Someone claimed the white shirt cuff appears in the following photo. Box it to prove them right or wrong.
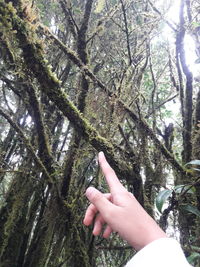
[125,238,191,267]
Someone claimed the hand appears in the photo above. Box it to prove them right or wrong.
[83,152,166,251]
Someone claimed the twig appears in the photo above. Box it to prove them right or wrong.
[148,0,177,32]
[120,0,132,65]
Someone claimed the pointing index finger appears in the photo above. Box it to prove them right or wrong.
[98,152,126,194]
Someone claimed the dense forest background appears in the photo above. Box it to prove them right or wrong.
[0,0,200,266]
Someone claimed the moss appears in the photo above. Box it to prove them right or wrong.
[0,2,19,35]
[0,177,31,260]
[7,1,17,14]
[1,0,136,199]
[46,64,61,84]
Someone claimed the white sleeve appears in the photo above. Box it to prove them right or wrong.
[125,238,192,267]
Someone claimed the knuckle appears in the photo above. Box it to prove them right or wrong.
[90,191,102,203]
[103,206,115,220]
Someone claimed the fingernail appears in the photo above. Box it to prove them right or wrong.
[98,151,104,158]
[85,187,95,198]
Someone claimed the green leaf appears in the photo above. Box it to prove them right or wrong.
[74,8,81,14]
[185,160,200,166]
[94,0,105,13]
[187,252,200,265]
[191,168,200,172]
[156,189,172,213]
[175,185,195,194]
[192,21,200,28]
[181,204,200,217]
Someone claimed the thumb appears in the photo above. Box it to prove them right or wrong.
[85,187,114,218]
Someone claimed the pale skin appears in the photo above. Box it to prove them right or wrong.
[83,152,166,251]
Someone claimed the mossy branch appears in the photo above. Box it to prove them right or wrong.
[0,1,138,190]
[59,0,78,38]
[26,83,54,169]
[0,0,185,191]
[0,107,54,185]
[42,26,185,176]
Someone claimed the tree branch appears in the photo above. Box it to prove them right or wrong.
[147,0,177,32]
[0,0,186,186]
[176,0,193,163]
[1,1,146,201]
[0,108,54,185]
[41,25,185,175]
[120,0,132,65]
[26,83,54,167]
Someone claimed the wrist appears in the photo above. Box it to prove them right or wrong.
[128,216,167,251]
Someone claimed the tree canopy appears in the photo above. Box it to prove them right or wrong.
[0,0,200,266]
